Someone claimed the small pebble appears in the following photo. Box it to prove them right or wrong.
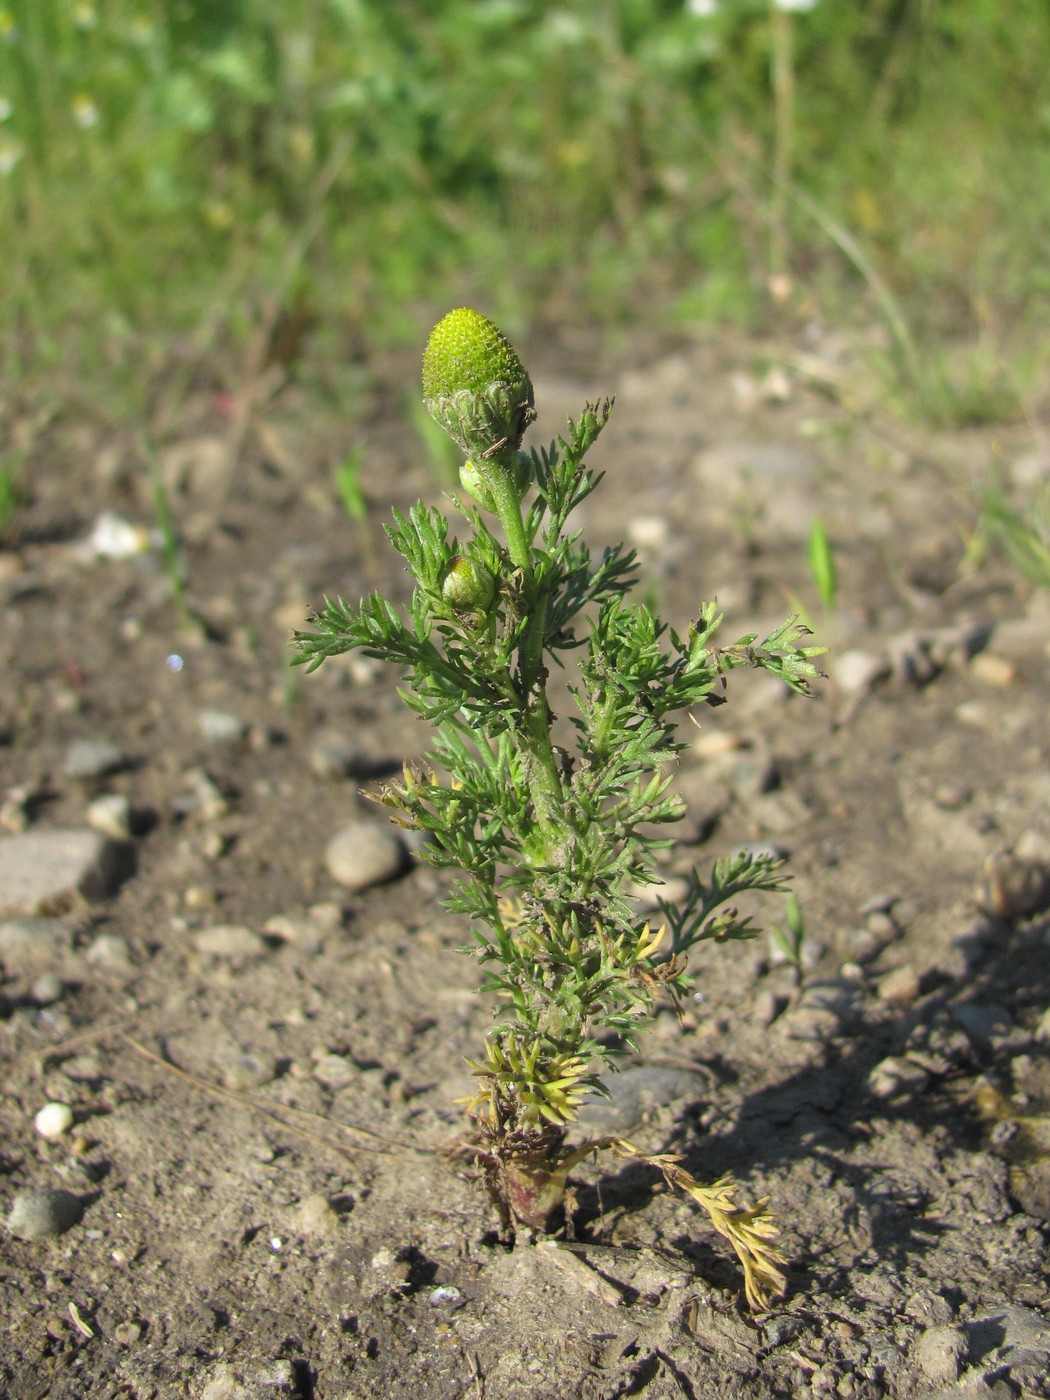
[969,653,1016,687]
[6,1187,84,1240]
[113,1321,142,1347]
[934,784,971,811]
[0,785,32,833]
[1016,830,1050,863]
[200,830,227,861]
[198,710,246,745]
[264,914,323,953]
[78,511,150,560]
[325,821,407,892]
[0,829,128,917]
[867,1056,930,1100]
[865,910,897,940]
[85,932,133,969]
[291,1193,341,1238]
[912,1323,968,1385]
[193,925,267,962]
[312,1052,358,1089]
[754,989,784,1027]
[975,850,1050,921]
[63,739,127,781]
[60,1053,102,1082]
[905,1288,955,1324]
[30,974,65,1005]
[428,1285,463,1308]
[307,901,344,931]
[87,793,133,841]
[34,1103,74,1139]
[221,1051,278,1091]
[200,1361,297,1400]
[370,1246,412,1293]
[842,927,885,965]
[173,769,228,821]
[877,964,921,1006]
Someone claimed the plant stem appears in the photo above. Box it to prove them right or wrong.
[770,1,795,286]
[479,454,570,861]
[483,455,532,575]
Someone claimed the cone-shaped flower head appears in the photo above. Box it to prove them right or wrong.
[422,308,535,461]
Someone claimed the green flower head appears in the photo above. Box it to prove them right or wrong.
[422,308,535,461]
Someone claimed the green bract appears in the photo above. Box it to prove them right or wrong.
[442,554,495,613]
[422,307,536,461]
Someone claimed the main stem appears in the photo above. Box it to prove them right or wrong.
[482,457,570,863]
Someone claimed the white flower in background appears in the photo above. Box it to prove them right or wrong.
[774,0,818,11]
[0,96,11,121]
[72,93,100,128]
[0,139,23,175]
[685,0,718,15]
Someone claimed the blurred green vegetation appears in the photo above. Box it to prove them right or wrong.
[1,0,1047,407]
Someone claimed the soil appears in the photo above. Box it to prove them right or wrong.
[1,321,1049,1400]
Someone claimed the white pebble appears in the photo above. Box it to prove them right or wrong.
[198,710,247,745]
[77,511,151,561]
[87,793,133,840]
[325,821,407,892]
[34,1102,75,1139]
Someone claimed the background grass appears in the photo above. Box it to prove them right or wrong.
[0,0,1047,414]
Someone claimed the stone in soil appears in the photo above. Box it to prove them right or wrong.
[324,820,408,891]
[87,792,133,840]
[63,738,127,780]
[0,829,132,917]
[6,1187,84,1240]
[198,709,247,745]
[912,1323,968,1385]
[193,924,268,963]
[34,1103,75,1139]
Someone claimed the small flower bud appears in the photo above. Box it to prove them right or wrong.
[422,308,535,460]
[459,459,497,512]
[459,451,532,512]
[441,555,495,613]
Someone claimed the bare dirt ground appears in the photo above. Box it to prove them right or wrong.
[1,321,1049,1399]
